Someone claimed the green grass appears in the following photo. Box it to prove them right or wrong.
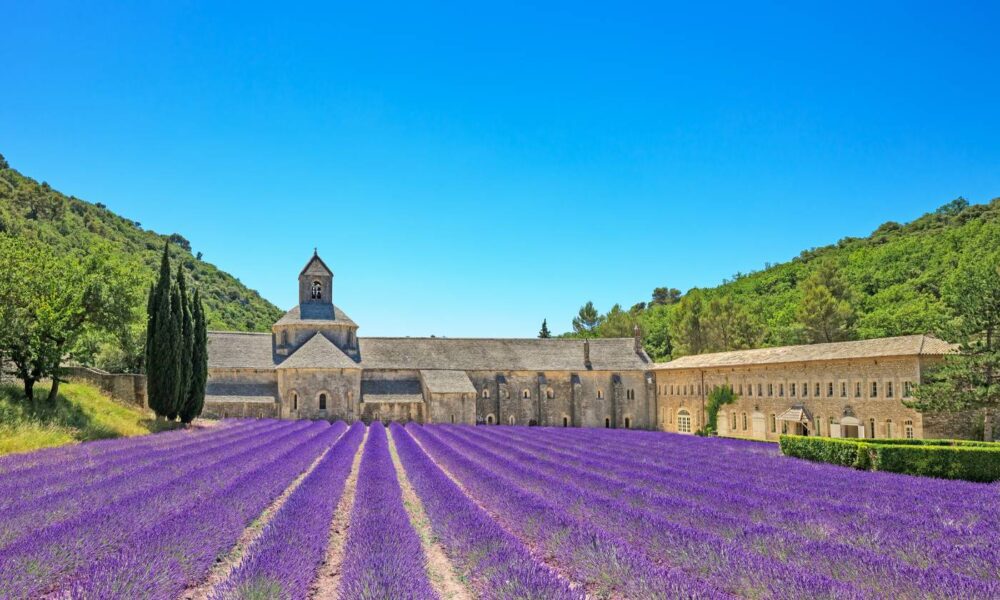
[0,381,180,456]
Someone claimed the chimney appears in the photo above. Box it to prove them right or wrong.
[583,339,592,369]
[634,324,642,354]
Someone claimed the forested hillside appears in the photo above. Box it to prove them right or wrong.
[567,198,1000,361]
[0,153,282,369]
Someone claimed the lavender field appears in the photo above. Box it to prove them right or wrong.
[0,420,997,599]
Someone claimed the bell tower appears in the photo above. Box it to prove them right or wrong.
[298,249,334,320]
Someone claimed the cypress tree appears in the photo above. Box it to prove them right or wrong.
[176,264,194,419]
[165,283,184,420]
[146,244,176,418]
[181,290,208,424]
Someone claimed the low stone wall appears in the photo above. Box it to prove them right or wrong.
[63,366,148,408]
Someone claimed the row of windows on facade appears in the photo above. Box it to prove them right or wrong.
[721,410,915,439]
[482,414,634,429]
[662,380,914,400]
[481,387,635,400]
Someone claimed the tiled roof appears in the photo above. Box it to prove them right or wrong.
[655,334,955,370]
[777,407,810,424]
[356,337,649,371]
[420,370,477,394]
[278,333,358,370]
[209,332,650,371]
[207,332,275,369]
[361,379,424,404]
[204,381,278,404]
[274,305,358,327]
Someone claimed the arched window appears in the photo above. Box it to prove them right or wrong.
[677,409,692,433]
[730,411,737,431]
[885,419,893,438]
[562,416,569,427]
[522,389,530,399]
[318,393,327,410]
[604,417,611,428]
[546,388,555,399]
[597,389,604,399]
[373,411,380,422]
[624,417,631,429]
[814,416,822,436]
[770,414,776,433]
[508,415,515,425]
[904,419,914,439]
[482,388,490,399]
[310,280,322,300]
[741,412,748,431]
[486,414,494,425]
[501,389,510,399]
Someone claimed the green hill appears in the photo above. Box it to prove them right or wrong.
[0,153,282,334]
[569,198,1000,361]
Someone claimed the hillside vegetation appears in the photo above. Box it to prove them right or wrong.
[0,381,179,456]
[0,153,282,334]
[568,198,1000,360]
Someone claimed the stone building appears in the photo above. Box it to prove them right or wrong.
[204,252,657,427]
[653,335,961,440]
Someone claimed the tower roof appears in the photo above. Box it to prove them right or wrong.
[299,250,333,277]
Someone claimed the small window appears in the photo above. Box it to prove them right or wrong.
[546,388,555,399]
[373,411,380,422]
[814,383,820,397]
[605,418,611,428]
[508,415,515,425]
[870,382,878,398]
[319,393,327,410]
[841,382,847,397]
[814,416,822,436]
[741,412,748,431]
[292,392,298,411]
[450,414,455,424]
[904,419,914,439]
[770,414,776,433]
[781,421,788,434]
[597,389,604,400]
[522,389,530,399]
[767,384,774,397]
[624,417,631,429]
[885,419,894,437]
[487,414,494,425]
[627,389,635,400]
[482,388,490,399]
[563,416,569,427]
[869,418,876,439]
[855,382,862,398]
[310,280,322,300]
[887,381,894,398]
[903,381,913,398]
[731,411,737,430]
[738,384,743,395]
[790,383,796,397]
[502,389,510,399]
[757,384,763,396]
[747,384,753,397]
[779,383,785,397]
[827,382,834,397]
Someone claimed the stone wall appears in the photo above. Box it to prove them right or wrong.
[202,401,281,419]
[63,366,147,408]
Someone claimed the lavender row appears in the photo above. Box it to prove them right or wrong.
[0,419,282,513]
[67,421,349,600]
[481,425,1000,582]
[339,421,437,599]
[441,425,999,598]
[0,420,337,598]
[211,421,365,600]
[0,419,305,550]
[390,423,580,600]
[407,424,727,599]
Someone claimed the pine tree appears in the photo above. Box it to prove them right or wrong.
[539,319,551,338]
[797,262,855,343]
[176,264,194,420]
[572,301,602,336]
[181,290,208,424]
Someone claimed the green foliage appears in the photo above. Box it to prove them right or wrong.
[0,157,282,349]
[703,385,737,435]
[779,435,1000,482]
[538,319,551,338]
[0,234,140,400]
[181,290,208,424]
[563,198,1000,361]
[571,301,602,336]
[906,251,1000,440]
[797,261,856,343]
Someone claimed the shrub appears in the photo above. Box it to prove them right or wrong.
[780,435,1000,482]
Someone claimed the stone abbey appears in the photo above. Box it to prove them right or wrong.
[205,253,962,438]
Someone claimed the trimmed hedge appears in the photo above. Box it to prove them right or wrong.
[779,435,1000,482]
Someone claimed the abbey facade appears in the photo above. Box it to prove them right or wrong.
[205,253,657,427]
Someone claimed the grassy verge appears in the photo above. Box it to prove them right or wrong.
[0,381,180,456]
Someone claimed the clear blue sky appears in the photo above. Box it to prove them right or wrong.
[2,2,998,337]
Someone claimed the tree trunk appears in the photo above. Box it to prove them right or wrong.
[23,378,35,401]
[985,409,994,443]
[47,378,60,402]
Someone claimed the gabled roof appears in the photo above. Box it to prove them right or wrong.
[277,333,358,370]
[420,370,477,394]
[299,252,333,277]
[655,334,956,371]
[274,305,358,327]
